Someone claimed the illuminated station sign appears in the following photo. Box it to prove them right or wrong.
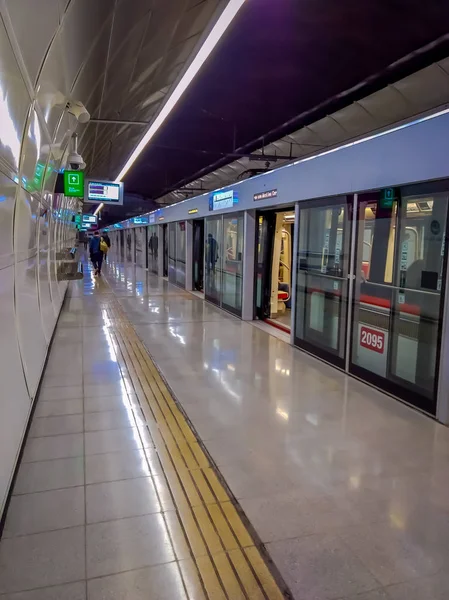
[209,189,238,211]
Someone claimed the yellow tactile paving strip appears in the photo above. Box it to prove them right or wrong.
[102,293,287,600]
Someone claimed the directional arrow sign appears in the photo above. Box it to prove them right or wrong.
[64,170,84,198]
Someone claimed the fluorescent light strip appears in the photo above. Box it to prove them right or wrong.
[94,202,104,216]
[114,0,246,183]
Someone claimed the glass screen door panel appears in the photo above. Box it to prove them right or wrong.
[148,225,159,274]
[222,213,244,316]
[205,216,222,306]
[350,187,449,415]
[294,198,350,367]
[168,223,176,284]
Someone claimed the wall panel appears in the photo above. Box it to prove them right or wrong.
[0,4,81,517]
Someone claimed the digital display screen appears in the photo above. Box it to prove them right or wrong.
[88,181,121,202]
[82,214,98,224]
[85,180,124,205]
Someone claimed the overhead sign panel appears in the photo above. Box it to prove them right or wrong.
[85,180,124,205]
[209,190,238,211]
[64,170,84,197]
[254,189,277,201]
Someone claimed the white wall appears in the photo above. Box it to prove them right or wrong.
[0,3,84,517]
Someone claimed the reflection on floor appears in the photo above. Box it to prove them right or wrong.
[0,257,285,599]
[4,252,449,600]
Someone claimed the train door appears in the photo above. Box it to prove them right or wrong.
[350,185,449,415]
[255,208,295,332]
[294,197,351,367]
[255,212,274,320]
[193,219,204,292]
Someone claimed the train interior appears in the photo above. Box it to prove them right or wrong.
[256,209,295,333]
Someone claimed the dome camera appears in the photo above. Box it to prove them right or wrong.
[67,151,86,171]
[67,100,90,124]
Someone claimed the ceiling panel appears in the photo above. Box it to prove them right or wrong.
[5,0,60,85]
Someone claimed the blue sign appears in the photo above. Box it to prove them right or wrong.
[132,216,149,225]
[209,189,238,211]
[112,223,123,229]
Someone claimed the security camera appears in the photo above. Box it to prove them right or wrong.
[67,151,86,170]
[66,101,90,124]
[66,133,86,170]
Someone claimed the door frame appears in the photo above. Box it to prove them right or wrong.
[253,206,296,322]
[192,218,205,292]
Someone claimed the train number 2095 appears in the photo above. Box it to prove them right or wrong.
[360,326,385,354]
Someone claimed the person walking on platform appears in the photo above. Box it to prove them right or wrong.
[89,231,106,276]
[102,232,111,262]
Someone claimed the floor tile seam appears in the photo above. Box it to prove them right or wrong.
[37,397,84,404]
[25,431,85,442]
[3,518,88,540]
[84,504,179,528]
[85,559,195,585]
[86,557,186,583]
[102,286,284,598]
[0,523,84,544]
[12,483,84,497]
[22,454,85,465]
[0,579,88,597]
[29,430,85,439]
[8,484,85,500]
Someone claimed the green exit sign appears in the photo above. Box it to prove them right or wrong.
[64,170,84,198]
[379,187,396,209]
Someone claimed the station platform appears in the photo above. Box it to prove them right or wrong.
[2,256,449,599]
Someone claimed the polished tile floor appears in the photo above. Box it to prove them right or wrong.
[2,253,449,599]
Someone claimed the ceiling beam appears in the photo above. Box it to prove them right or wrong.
[90,118,149,126]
